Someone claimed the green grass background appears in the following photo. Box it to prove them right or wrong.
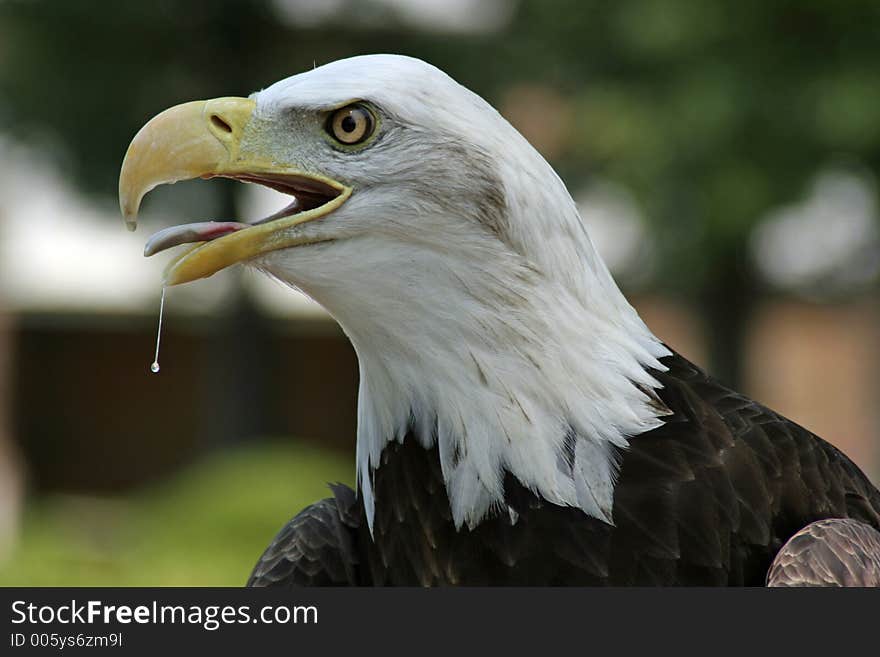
[0,443,352,586]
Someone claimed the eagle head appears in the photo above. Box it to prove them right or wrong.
[119,54,670,531]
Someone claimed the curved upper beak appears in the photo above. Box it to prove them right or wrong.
[118,97,350,286]
[119,97,256,231]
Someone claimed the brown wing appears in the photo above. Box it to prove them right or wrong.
[247,484,365,587]
[767,518,880,586]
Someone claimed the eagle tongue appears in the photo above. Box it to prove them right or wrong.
[143,221,248,257]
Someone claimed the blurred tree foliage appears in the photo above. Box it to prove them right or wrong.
[1,0,878,384]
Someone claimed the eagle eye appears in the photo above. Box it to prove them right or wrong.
[327,104,375,145]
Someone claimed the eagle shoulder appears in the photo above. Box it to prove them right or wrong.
[621,350,880,584]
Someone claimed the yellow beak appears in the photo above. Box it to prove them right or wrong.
[118,97,350,286]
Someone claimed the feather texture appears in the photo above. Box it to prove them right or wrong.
[767,518,880,587]
[248,351,880,586]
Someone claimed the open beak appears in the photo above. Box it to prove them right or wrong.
[119,97,350,286]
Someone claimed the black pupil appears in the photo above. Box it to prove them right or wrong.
[341,114,358,133]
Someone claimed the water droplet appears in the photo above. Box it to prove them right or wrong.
[150,287,166,375]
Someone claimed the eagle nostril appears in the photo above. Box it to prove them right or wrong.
[210,114,233,134]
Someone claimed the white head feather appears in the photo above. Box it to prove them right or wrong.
[246,54,671,531]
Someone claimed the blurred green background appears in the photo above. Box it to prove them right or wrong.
[0,0,878,585]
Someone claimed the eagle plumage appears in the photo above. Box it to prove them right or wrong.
[249,351,880,586]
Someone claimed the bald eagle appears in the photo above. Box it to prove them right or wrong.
[119,55,880,586]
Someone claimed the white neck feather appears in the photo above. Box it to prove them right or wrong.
[260,113,670,532]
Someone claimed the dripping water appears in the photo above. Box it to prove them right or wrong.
[150,286,165,374]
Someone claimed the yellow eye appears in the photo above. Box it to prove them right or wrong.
[327,104,375,145]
